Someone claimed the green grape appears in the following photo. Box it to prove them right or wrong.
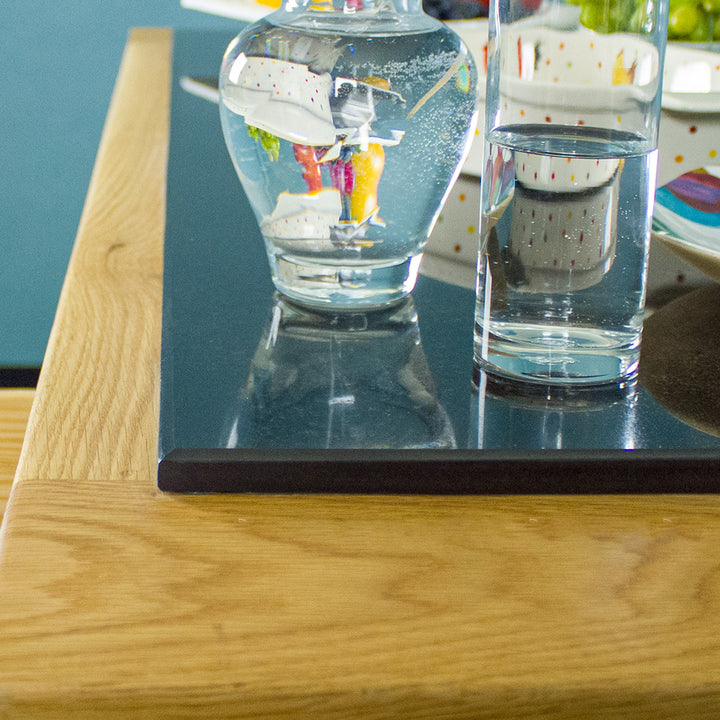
[578,0,631,32]
[579,2,605,30]
[668,3,702,36]
[577,0,715,39]
[610,0,636,27]
[688,9,712,38]
[247,125,280,161]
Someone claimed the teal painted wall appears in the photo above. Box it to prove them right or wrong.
[0,2,237,368]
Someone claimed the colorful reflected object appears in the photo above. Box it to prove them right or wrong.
[653,167,720,261]
[660,167,720,217]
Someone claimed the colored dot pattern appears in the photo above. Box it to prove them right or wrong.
[226,56,336,145]
[494,31,720,179]
[239,58,331,117]
[510,187,615,290]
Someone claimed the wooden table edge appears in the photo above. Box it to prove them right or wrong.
[12,28,171,487]
[2,26,720,720]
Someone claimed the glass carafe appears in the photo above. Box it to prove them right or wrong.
[219,0,478,309]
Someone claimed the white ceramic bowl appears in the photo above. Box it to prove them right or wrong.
[450,19,720,187]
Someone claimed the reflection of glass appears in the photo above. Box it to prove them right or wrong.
[470,368,639,450]
[225,295,456,449]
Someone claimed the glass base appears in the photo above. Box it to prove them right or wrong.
[268,253,423,311]
[473,322,641,394]
[472,361,638,404]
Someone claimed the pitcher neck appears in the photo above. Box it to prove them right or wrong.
[276,0,425,21]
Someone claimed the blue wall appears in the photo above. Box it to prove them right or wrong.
[0,2,237,368]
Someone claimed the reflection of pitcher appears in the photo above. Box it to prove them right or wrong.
[225,295,456,449]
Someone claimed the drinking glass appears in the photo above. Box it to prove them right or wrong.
[474,0,669,391]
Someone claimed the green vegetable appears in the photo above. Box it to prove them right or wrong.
[247,125,280,161]
[668,3,701,36]
[574,0,718,41]
[577,0,649,33]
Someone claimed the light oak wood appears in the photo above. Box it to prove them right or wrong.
[0,389,34,519]
[14,27,167,487]
[1,27,720,719]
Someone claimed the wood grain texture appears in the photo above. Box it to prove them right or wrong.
[0,389,34,518]
[13,27,168,487]
[1,27,720,720]
[2,488,720,718]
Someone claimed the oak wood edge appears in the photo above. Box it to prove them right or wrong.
[0,389,35,519]
[12,28,172,487]
[3,682,720,720]
[2,26,720,720]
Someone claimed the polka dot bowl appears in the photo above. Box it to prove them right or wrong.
[424,21,720,288]
[451,19,720,187]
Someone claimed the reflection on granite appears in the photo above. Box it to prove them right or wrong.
[471,369,640,450]
[223,296,456,450]
[158,30,720,492]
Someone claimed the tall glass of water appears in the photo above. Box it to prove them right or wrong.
[474,0,669,392]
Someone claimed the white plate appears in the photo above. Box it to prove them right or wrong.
[662,44,720,113]
[181,0,277,21]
